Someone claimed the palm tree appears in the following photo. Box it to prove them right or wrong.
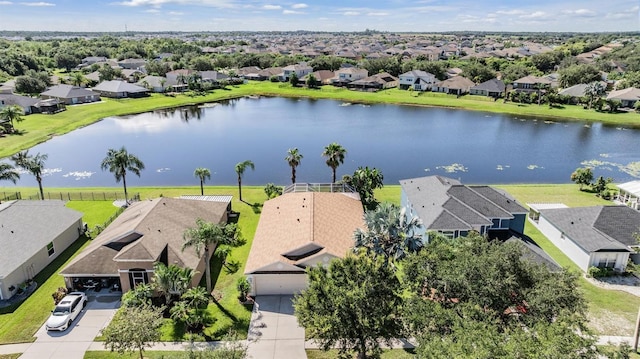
[353,202,425,269]
[321,142,347,183]
[234,160,254,202]
[182,220,243,292]
[285,148,303,184]
[152,262,195,305]
[584,81,605,109]
[100,146,145,203]
[193,167,211,196]
[11,151,47,200]
[70,72,86,87]
[0,163,20,184]
[0,105,24,133]
[182,286,210,309]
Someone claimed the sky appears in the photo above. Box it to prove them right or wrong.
[0,0,638,33]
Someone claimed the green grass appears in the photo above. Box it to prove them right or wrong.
[65,201,121,228]
[2,81,640,159]
[306,349,416,358]
[498,184,640,336]
[0,354,21,359]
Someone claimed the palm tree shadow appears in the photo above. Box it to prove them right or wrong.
[243,201,263,214]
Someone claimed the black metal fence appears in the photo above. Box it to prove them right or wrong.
[0,191,140,203]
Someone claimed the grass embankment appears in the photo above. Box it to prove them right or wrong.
[2,81,640,159]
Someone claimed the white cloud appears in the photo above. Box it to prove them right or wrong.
[520,11,545,19]
[20,1,54,6]
[263,4,281,10]
[291,3,307,9]
[282,9,303,14]
[168,10,183,15]
[0,1,13,4]
[367,12,388,16]
[342,11,359,16]
[144,8,160,12]
[113,0,234,8]
[563,8,596,17]
[495,9,525,15]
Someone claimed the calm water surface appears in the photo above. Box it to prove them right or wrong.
[4,97,640,187]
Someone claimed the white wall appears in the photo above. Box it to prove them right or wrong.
[534,216,592,271]
[248,274,308,296]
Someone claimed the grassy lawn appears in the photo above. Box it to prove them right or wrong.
[306,349,416,358]
[2,81,640,159]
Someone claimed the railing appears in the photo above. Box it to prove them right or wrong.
[283,183,357,194]
[0,192,21,203]
[1,191,140,202]
[90,206,126,238]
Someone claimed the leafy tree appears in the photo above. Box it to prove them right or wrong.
[69,72,86,87]
[182,220,244,292]
[234,160,254,202]
[570,168,594,191]
[293,255,404,359]
[169,300,210,332]
[101,146,145,203]
[500,63,535,83]
[0,105,24,133]
[558,64,601,88]
[353,202,424,267]
[306,73,320,88]
[606,99,621,113]
[121,283,152,308]
[309,55,345,71]
[341,166,384,210]
[593,176,613,196]
[0,163,20,184]
[461,62,496,83]
[15,75,46,95]
[583,81,605,109]
[11,151,47,200]
[264,183,282,199]
[98,64,121,81]
[193,167,211,196]
[285,147,303,184]
[289,72,299,87]
[321,142,347,183]
[54,53,79,72]
[236,277,250,302]
[102,304,164,359]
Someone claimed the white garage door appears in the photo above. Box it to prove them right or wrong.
[254,274,308,295]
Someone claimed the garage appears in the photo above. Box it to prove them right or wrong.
[250,273,308,296]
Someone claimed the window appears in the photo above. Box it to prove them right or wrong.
[439,231,455,239]
[597,254,617,269]
[46,242,55,256]
[129,269,148,288]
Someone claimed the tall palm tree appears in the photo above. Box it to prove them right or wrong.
[182,219,243,292]
[0,163,20,184]
[0,105,24,133]
[70,72,86,87]
[285,148,303,184]
[353,202,424,269]
[11,151,47,200]
[234,160,254,202]
[100,146,145,203]
[321,142,347,183]
[193,167,211,196]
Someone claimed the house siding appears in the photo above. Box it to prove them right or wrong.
[510,214,526,234]
[534,216,592,271]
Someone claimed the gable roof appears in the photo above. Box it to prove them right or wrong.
[40,84,99,99]
[470,78,505,93]
[435,76,476,90]
[505,236,561,271]
[513,75,552,85]
[400,70,435,80]
[0,93,39,109]
[244,192,365,274]
[400,176,526,232]
[61,197,229,276]
[539,206,634,253]
[0,200,82,277]
[93,80,148,94]
[607,87,640,101]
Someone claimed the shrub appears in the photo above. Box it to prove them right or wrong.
[588,266,615,278]
[237,277,250,302]
[52,287,68,304]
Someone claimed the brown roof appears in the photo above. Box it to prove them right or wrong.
[61,197,228,276]
[244,192,365,274]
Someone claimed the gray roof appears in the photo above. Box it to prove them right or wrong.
[593,206,640,247]
[505,236,561,271]
[539,206,633,253]
[400,176,523,232]
[0,200,83,277]
[136,75,167,88]
[558,83,589,98]
[92,80,148,94]
[41,84,99,99]
[61,197,228,276]
[470,78,505,93]
[0,94,39,109]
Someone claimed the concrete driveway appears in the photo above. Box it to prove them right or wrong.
[246,295,306,359]
[19,295,120,359]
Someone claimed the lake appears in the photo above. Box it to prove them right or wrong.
[3,97,640,187]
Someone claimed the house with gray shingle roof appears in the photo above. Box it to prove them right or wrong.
[470,78,505,98]
[0,200,83,300]
[40,84,100,105]
[60,197,229,293]
[531,205,638,272]
[92,80,149,98]
[399,70,437,91]
[400,176,527,239]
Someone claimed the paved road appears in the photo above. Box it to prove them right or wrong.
[18,295,120,359]
[247,295,307,359]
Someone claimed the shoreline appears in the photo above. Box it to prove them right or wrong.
[1,81,639,159]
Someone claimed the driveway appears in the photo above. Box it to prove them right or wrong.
[19,294,120,359]
[246,295,306,359]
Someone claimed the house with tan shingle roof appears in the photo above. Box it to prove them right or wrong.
[244,188,364,296]
[60,197,229,293]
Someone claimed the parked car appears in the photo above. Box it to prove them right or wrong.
[45,292,87,331]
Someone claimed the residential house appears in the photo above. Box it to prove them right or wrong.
[616,180,640,210]
[400,175,527,239]
[244,67,282,81]
[347,72,398,92]
[399,70,437,91]
[280,63,313,82]
[445,67,463,78]
[92,80,149,98]
[528,204,638,272]
[81,56,108,66]
[244,185,364,296]
[558,84,590,104]
[117,58,147,70]
[235,66,262,77]
[331,67,368,87]
[0,93,40,114]
[301,70,335,85]
[470,78,505,98]
[40,84,101,105]
[121,69,145,83]
[606,87,640,108]
[512,75,553,93]
[0,200,83,300]
[433,76,476,95]
[199,71,229,83]
[136,75,169,93]
[60,197,230,293]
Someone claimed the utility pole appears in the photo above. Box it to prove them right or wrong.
[634,306,640,352]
